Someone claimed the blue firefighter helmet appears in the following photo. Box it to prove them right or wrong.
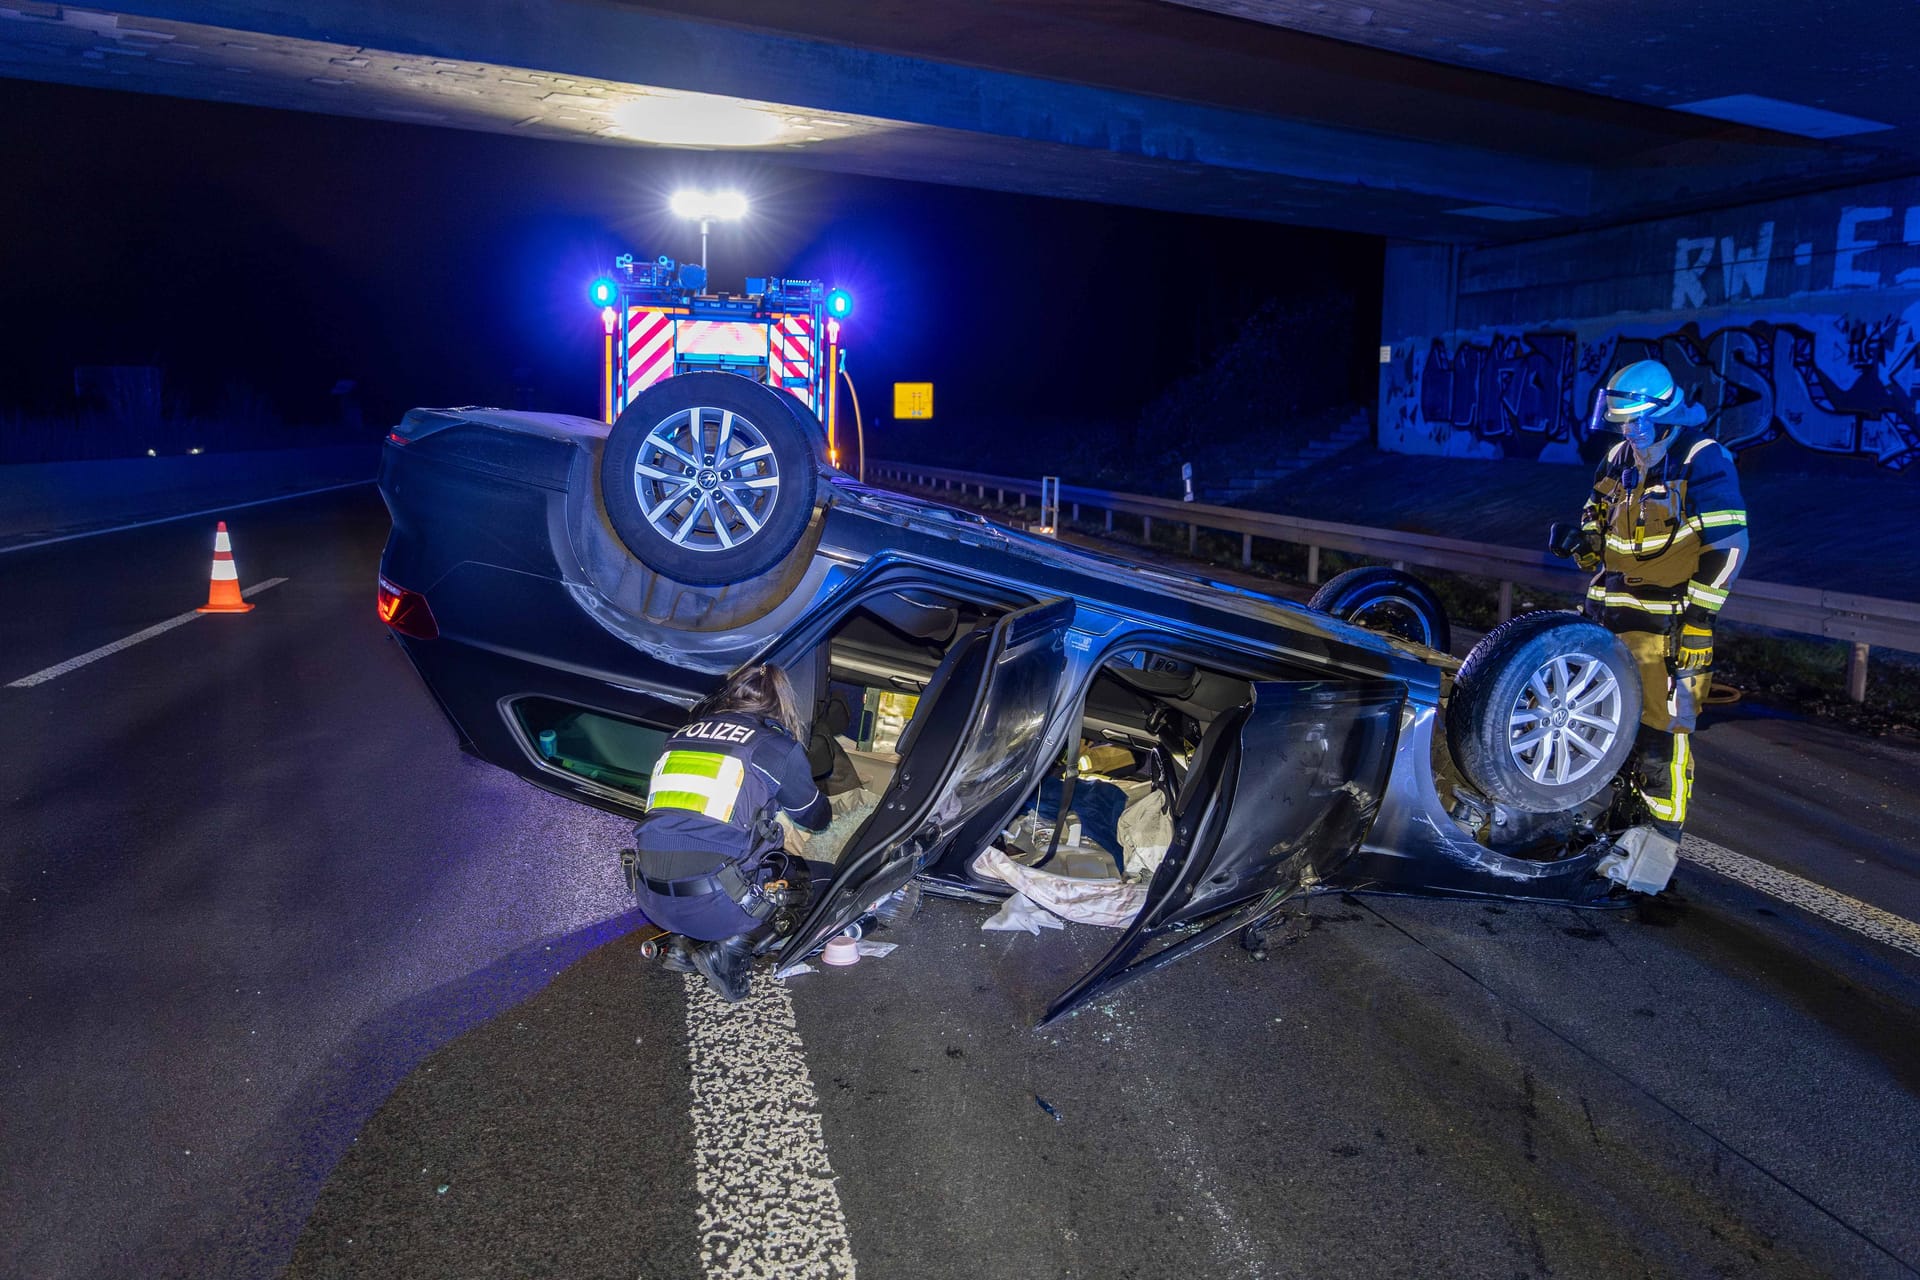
[1601,360,1685,426]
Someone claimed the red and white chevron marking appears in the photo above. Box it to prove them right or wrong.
[770,312,816,411]
[625,308,676,402]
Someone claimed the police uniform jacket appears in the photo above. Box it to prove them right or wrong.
[1580,425,1749,635]
[637,712,831,884]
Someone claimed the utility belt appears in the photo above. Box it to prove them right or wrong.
[641,859,777,921]
[622,811,790,922]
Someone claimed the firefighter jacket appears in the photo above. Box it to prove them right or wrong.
[1579,426,1749,635]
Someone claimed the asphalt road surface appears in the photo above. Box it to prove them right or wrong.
[4,484,1918,1279]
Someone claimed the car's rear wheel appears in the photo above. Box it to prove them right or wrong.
[1310,566,1452,652]
[599,373,821,586]
[1446,610,1641,814]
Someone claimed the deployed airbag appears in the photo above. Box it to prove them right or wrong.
[973,846,1148,929]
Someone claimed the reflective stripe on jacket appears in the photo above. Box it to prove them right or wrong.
[1579,427,1749,633]
[646,749,748,821]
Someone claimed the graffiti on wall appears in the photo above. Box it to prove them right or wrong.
[1672,207,1920,309]
[1389,311,1920,469]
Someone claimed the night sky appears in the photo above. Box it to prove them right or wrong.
[0,76,1380,444]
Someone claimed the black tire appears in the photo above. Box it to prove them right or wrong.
[600,373,822,586]
[1446,610,1642,814]
[1310,566,1452,653]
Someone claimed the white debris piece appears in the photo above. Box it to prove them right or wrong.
[982,892,1066,934]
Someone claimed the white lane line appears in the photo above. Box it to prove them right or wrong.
[5,577,289,689]
[0,479,370,556]
[1682,834,1920,959]
[683,974,857,1280]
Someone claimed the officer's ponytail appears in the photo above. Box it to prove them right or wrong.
[692,663,806,742]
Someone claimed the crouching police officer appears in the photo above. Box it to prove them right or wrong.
[1552,359,1748,890]
[628,663,830,1001]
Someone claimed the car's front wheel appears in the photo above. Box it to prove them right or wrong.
[1446,610,1641,814]
[1310,566,1452,653]
[599,372,822,586]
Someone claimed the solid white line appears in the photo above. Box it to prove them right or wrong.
[683,974,857,1280]
[5,577,289,689]
[1681,834,1920,959]
[0,480,370,555]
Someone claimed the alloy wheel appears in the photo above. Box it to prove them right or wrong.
[1506,651,1623,788]
[632,406,781,553]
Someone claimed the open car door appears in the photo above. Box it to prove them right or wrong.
[1040,678,1406,1026]
[774,597,1074,975]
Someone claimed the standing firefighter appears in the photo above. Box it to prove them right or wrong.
[627,664,829,1001]
[1553,359,1748,889]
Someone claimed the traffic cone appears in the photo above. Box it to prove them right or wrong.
[196,521,255,614]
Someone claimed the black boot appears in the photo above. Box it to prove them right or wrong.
[692,935,754,1002]
[659,937,697,974]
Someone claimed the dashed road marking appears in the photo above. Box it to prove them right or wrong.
[0,480,370,555]
[1682,834,1920,959]
[5,577,288,689]
[683,974,857,1280]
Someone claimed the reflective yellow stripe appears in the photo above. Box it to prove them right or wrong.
[1641,734,1693,823]
[646,753,745,820]
[1606,526,1695,553]
[1687,582,1729,610]
[1670,735,1691,825]
[1694,509,1747,529]
[1586,587,1683,615]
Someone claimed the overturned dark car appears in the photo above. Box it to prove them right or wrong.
[377,373,1646,1025]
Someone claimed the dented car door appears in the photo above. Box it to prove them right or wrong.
[774,598,1074,974]
[1041,678,1406,1025]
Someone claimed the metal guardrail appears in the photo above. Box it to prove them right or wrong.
[869,460,1920,701]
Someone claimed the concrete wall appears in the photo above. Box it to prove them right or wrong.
[1379,175,1920,472]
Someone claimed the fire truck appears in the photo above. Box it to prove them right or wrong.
[591,254,853,450]
[584,254,857,587]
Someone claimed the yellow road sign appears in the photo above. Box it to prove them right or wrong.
[893,382,934,419]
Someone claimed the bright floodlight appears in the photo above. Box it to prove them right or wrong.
[670,189,749,221]
[612,95,783,147]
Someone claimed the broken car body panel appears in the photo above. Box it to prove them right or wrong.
[775,599,1073,973]
[1041,679,1405,1025]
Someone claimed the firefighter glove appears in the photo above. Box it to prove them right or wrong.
[1548,522,1603,571]
[1674,621,1714,671]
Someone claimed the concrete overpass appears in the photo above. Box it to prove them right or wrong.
[2,1,1916,242]
[7,1,1920,474]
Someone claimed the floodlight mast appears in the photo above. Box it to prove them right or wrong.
[669,189,748,272]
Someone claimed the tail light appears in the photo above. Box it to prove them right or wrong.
[377,575,439,639]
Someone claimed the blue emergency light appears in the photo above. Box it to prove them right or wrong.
[826,288,854,319]
[589,276,618,308]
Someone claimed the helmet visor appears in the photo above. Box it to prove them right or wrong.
[1600,383,1677,425]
